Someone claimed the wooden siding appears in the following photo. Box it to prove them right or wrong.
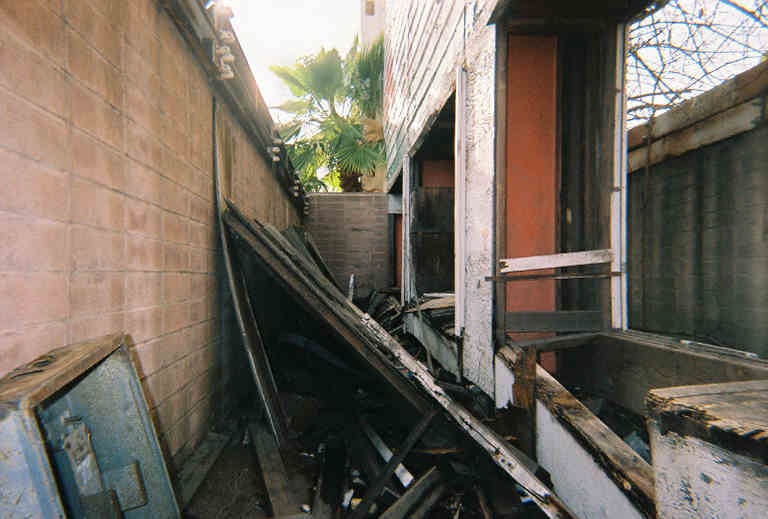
[384,0,495,185]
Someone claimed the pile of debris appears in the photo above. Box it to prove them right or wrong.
[216,197,575,518]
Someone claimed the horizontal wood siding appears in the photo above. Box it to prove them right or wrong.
[384,0,495,184]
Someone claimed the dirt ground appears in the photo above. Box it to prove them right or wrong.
[183,438,269,519]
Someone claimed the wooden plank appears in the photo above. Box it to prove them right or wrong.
[535,365,656,516]
[175,431,229,507]
[349,410,437,519]
[646,379,768,462]
[505,332,598,352]
[249,422,299,517]
[505,311,602,332]
[380,467,442,519]
[500,249,613,273]
[407,482,447,519]
[404,296,455,313]
[360,418,415,488]
[627,97,766,172]
[627,59,768,150]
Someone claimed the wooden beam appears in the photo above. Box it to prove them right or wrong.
[500,249,613,273]
[628,96,766,172]
[505,332,598,352]
[628,59,768,151]
[536,365,656,516]
[249,422,301,517]
[349,410,437,519]
[379,467,442,519]
[505,311,602,332]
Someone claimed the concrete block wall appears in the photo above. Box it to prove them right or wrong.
[628,124,768,357]
[305,193,390,297]
[0,0,299,471]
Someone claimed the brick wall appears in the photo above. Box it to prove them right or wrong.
[305,193,390,297]
[0,0,298,471]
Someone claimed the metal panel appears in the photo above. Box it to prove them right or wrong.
[0,335,180,518]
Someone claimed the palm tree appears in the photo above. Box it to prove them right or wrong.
[271,37,384,192]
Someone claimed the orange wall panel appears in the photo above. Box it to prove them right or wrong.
[504,35,558,327]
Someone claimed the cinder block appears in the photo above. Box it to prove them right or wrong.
[0,149,69,222]
[70,271,124,317]
[162,211,189,244]
[163,242,189,271]
[127,119,164,172]
[125,197,162,239]
[0,321,68,377]
[125,272,162,309]
[64,0,122,68]
[0,272,68,330]
[160,176,189,216]
[70,225,124,271]
[162,272,191,303]
[124,306,163,345]
[0,88,69,171]
[161,114,188,159]
[0,31,70,118]
[188,248,206,273]
[188,194,211,224]
[125,45,163,107]
[71,82,123,149]
[69,310,124,344]
[126,234,163,271]
[125,160,163,206]
[124,0,159,67]
[126,84,163,138]
[71,129,125,191]
[0,213,68,272]
[71,178,124,231]
[0,0,66,65]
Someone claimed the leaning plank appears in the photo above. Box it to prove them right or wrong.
[222,203,575,519]
[500,249,613,273]
[380,467,442,519]
[224,205,432,414]
[249,422,301,518]
[215,113,288,445]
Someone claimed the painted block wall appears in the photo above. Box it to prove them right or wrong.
[305,193,390,298]
[628,124,768,357]
[0,0,298,471]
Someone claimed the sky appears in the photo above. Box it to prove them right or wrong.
[226,0,361,121]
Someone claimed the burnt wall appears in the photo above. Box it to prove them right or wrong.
[628,124,768,356]
[305,193,390,298]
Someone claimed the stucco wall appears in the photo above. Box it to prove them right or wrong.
[0,0,298,470]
